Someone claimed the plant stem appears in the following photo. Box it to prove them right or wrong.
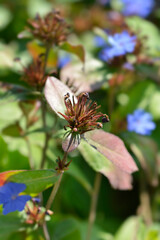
[40,45,51,169]
[42,221,50,240]
[86,172,102,240]
[46,172,63,211]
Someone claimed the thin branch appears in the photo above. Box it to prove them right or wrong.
[40,44,51,169]
[46,172,63,211]
[86,172,102,240]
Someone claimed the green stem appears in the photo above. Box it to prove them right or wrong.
[46,172,63,211]
[45,152,68,210]
[40,45,51,169]
[86,172,102,240]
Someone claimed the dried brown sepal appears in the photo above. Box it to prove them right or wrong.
[27,10,70,45]
[55,156,72,171]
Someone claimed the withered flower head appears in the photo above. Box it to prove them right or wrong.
[27,10,69,45]
[58,92,109,135]
[25,199,53,225]
[21,56,47,88]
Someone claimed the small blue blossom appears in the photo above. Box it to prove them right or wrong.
[0,182,31,215]
[127,109,156,135]
[58,54,71,68]
[120,0,155,18]
[96,31,136,62]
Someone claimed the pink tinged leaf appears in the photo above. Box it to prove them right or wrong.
[62,133,81,152]
[78,139,133,190]
[44,76,76,118]
[84,130,138,174]
[102,167,133,190]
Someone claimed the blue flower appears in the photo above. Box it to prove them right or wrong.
[97,31,136,62]
[0,182,31,215]
[120,0,155,18]
[127,109,156,135]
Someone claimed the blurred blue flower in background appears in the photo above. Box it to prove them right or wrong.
[96,31,136,62]
[58,54,71,68]
[127,109,156,135]
[0,182,31,215]
[120,0,155,18]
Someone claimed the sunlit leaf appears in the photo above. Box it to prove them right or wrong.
[0,6,12,30]
[44,76,75,117]
[8,169,60,194]
[27,41,58,67]
[60,42,85,63]
[115,217,146,240]
[84,130,138,174]
[0,170,24,186]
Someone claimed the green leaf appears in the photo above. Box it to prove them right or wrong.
[79,139,133,190]
[115,217,146,240]
[149,90,160,120]
[60,42,85,63]
[2,123,23,138]
[145,224,160,240]
[66,161,93,194]
[52,218,81,240]
[0,214,22,239]
[123,132,158,186]
[8,169,60,194]
[0,6,12,30]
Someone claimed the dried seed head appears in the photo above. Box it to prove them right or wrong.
[27,10,70,45]
[21,56,47,88]
[58,92,109,134]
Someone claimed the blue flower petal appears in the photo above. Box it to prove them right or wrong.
[3,195,31,215]
[120,0,155,18]
[97,30,137,62]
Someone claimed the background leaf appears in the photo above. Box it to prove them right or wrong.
[60,42,85,63]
